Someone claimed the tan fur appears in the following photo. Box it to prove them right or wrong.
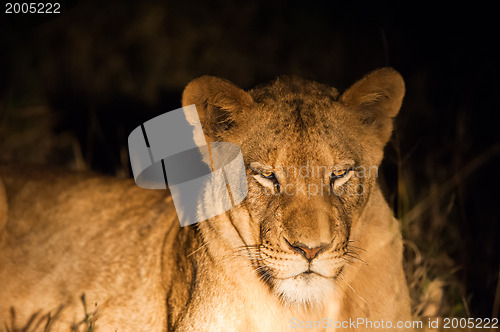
[0,68,412,331]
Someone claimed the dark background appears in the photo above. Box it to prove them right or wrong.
[1,0,499,319]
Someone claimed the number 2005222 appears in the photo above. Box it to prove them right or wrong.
[5,3,61,14]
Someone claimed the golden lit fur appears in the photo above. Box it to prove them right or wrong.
[0,68,412,331]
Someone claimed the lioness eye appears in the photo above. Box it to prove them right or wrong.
[331,169,349,179]
[260,170,275,179]
[330,168,354,189]
[249,162,281,193]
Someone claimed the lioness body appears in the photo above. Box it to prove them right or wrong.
[0,68,412,331]
[0,168,174,330]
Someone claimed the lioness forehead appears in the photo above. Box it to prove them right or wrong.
[243,77,361,165]
[251,75,340,102]
[250,76,341,123]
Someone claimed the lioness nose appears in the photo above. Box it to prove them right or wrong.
[285,239,328,261]
[299,246,323,261]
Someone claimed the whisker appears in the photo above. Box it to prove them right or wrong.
[338,274,369,306]
[343,251,368,265]
[341,257,358,264]
[187,242,209,258]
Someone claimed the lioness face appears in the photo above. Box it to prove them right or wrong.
[237,78,380,306]
[182,69,404,306]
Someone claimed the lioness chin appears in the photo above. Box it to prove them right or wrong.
[0,68,412,331]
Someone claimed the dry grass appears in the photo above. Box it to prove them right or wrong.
[390,132,500,323]
[4,295,96,332]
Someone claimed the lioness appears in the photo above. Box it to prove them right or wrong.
[0,68,412,331]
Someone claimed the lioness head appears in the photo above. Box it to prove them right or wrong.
[182,68,404,306]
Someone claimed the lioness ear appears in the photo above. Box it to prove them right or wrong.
[340,67,405,145]
[182,76,253,140]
